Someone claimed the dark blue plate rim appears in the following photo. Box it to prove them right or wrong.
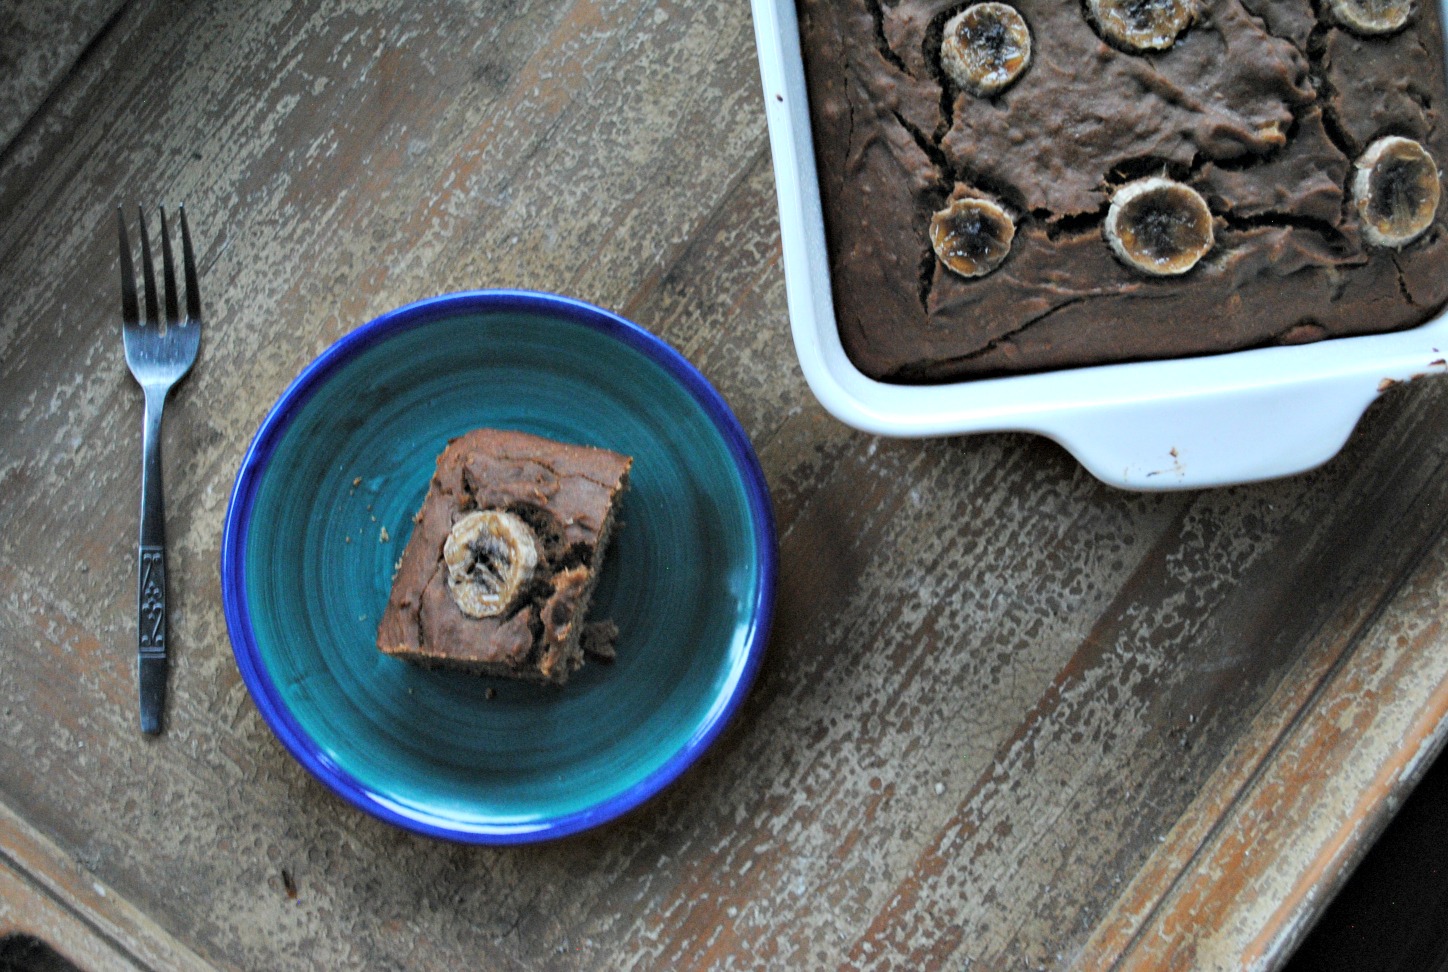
[219,289,777,845]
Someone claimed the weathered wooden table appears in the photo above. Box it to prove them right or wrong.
[5,2,1448,969]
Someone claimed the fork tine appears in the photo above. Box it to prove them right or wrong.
[159,207,180,324]
[118,207,139,325]
[138,206,159,325]
[179,205,200,321]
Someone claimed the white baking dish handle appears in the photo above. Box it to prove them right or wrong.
[751,0,1448,490]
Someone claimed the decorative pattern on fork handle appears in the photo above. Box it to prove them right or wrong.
[139,547,166,652]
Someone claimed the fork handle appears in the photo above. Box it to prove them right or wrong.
[138,387,168,734]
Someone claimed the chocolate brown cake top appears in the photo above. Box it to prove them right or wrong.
[377,429,631,679]
[800,0,1448,381]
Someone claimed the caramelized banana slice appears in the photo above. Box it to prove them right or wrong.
[1327,0,1412,35]
[1352,136,1440,248]
[443,510,539,618]
[941,3,1032,96]
[1104,177,1215,275]
[1087,0,1194,51]
[930,196,1016,278]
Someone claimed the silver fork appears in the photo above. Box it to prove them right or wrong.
[119,206,201,735]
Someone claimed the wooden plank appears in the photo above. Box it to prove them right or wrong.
[0,796,221,972]
[1,866,141,972]
[1084,500,1448,970]
[0,0,797,968]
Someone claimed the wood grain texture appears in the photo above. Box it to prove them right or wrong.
[0,0,126,151]
[3,0,1448,969]
[0,796,219,972]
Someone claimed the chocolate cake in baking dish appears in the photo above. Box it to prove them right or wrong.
[798,0,1448,381]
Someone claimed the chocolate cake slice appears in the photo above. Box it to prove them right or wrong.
[377,428,632,685]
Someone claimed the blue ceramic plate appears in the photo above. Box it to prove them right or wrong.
[221,291,775,843]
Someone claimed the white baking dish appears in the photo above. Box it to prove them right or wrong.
[749,0,1448,490]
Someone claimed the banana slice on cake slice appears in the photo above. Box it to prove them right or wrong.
[1327,0,1412,35]
[1104,177,1215,275]
[443,509,540,618]
[941,3,1033,96]
[1087,0,1195,51]
[1352,136,1441,248]
[930,194,1017,278]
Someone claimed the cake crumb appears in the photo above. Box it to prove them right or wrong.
[352,476,362,487]
[380,527,390,543]
[934,782,946,796]
[582,620,619,662]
